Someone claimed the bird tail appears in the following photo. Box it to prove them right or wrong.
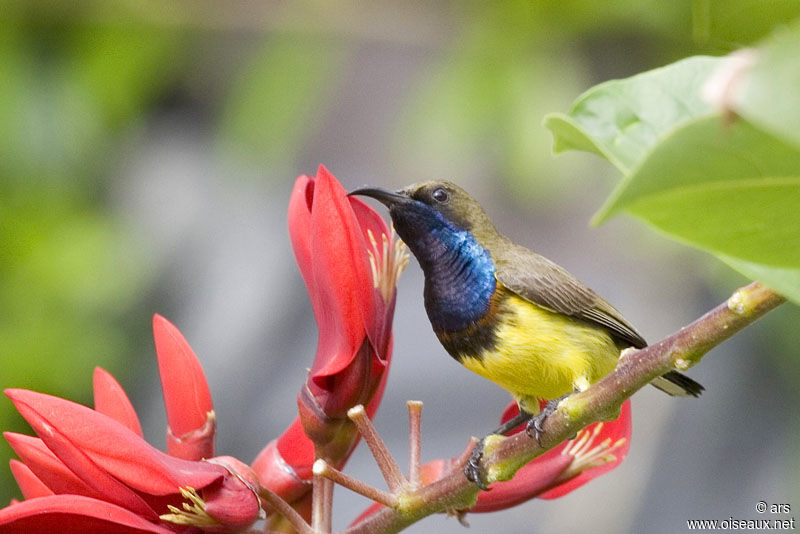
[650,370,704,397]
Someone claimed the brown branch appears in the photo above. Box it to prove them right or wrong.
[343,281,786,534]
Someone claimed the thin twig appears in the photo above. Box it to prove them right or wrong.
[347,405,407,492]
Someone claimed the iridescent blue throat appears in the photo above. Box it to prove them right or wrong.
[393,205,496,332]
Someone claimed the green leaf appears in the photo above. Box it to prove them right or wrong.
[734,23,800,149]
[545,48,800,304]
[628,176,800,266]
[595,117,800,224]
[543,56,722,174]
[598,116,800,304]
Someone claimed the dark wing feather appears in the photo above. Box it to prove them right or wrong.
[494,241,647,349]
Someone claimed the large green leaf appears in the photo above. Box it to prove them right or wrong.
[595,117,800,227]
[544,49,800,304]
[543,56,721,174]
[734,23,800,149]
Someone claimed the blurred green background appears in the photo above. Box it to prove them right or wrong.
[1,1,798,531]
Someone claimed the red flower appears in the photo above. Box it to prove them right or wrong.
[1,318,262,533]
[253,166,407,512]
[290,166,401,421]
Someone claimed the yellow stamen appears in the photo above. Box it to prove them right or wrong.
[557,424,627,482]
[366,226,409,302]
[160,486,219,528]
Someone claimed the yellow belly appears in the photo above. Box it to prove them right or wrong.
[460,295,620,412]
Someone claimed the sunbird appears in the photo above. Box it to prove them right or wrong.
[350,181,703,487]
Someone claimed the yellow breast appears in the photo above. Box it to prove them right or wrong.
[460,295,620,412]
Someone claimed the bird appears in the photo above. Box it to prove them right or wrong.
[349,181,703,487]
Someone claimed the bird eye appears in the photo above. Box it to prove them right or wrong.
[431,188,449,203]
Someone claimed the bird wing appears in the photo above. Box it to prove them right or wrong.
[494,242,647,349]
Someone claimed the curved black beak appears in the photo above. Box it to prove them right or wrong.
[348,185,411,208]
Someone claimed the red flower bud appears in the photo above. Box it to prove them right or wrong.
[153,314,216,461]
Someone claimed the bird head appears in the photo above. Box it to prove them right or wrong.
[348,181,499,248]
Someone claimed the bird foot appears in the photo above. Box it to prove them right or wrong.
[525,394,569,445]
[464,438,490,491]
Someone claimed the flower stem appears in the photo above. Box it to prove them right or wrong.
[311,475,333,533]
[347,405,407,492]
[314,459,397,508]
[407,401,423,487]
[258,486,314,534]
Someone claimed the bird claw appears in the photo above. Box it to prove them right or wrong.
[464,439,490,491]
[525,395,566,445]
[526,414,547,445]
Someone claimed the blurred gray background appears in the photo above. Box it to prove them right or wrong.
[1,2,798,532]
